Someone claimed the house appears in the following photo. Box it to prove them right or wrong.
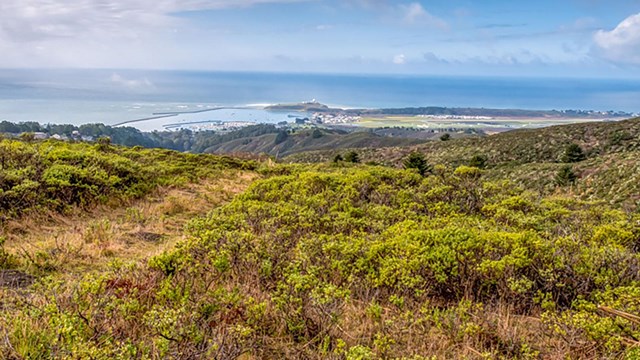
[33,132,48,140]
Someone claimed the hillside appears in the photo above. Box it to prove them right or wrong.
[287,117,640,165]
[287,117,640,208]
[2,123,640,358]
[0,122,433,156]
[204,128,427,157]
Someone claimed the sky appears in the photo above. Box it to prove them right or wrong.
[1,0,640,77]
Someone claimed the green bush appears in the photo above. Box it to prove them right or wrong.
[468,154,488,169]
[403,152,431,176]
[555,165,577,186]
[562,143,586,163]
[344,151,360,163]
[0,138,255,223]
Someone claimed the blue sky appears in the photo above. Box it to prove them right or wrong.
[1,0,640,77]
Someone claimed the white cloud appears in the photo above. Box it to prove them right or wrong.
[593,13,640,65]
[393,54,406,64]
[399,2,448,29]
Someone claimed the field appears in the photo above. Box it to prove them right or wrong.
[355,115,619,132]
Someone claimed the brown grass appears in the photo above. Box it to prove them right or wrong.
[2,170,258,276]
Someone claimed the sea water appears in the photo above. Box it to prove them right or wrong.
[0,69,639,131]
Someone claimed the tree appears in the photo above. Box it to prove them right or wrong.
[403,152,431,176]
[344,151,360,163]
[311,129,323,139]
[555,165,577,186]
[440,133,451,141]
[562,143,586,163]
[468,154,488,169]
[0,121,20,134]
[274,130,289,145]
[332,154,343,163]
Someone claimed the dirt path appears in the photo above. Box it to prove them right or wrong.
[1,170,258,278]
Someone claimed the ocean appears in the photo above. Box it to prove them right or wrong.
[0,69,639,131]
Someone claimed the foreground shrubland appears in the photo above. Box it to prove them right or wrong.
[0,139,254,223]
[4,162,640,359]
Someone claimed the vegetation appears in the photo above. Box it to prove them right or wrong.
[0,138,254,223]
[468,154,488,169]
[3,163,640,358]
[403,152,431,176]
[274,130,289,145]
[562,143,586,163]
[344,151,360,163]
[2,117,640,359]
[554,165,578,186]
[285,117,640,209]
[0,121,429,157]
[312,129,323,139]
[202,128,426,157]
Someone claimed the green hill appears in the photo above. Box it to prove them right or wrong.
[204,128,427,158]
[287,117,640,208]
[2,119,640,359]
[0,138,254,223]
[287,117,640,166]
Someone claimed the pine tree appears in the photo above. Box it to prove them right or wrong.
[403,152,431,176]
[562,143,586,163]
[555,165,578,186]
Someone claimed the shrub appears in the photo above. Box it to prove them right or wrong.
[5,160,640,358]
[609,130,632,146]
[0,139,253,223]
[19,133,35,142]
[440,133,451,141]
[344,151,360,163]
[562,143,586,163]
[555,165,577,186]
[274,131,289,145]
[468,154,488,169]
[95,136,112,152]
[403,152,431,176]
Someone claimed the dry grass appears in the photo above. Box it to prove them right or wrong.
[2,170,259,276]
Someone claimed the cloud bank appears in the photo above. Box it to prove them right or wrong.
[0,0,308,68]
[0,0,307,43]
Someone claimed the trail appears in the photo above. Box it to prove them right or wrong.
[1,171,258,277]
